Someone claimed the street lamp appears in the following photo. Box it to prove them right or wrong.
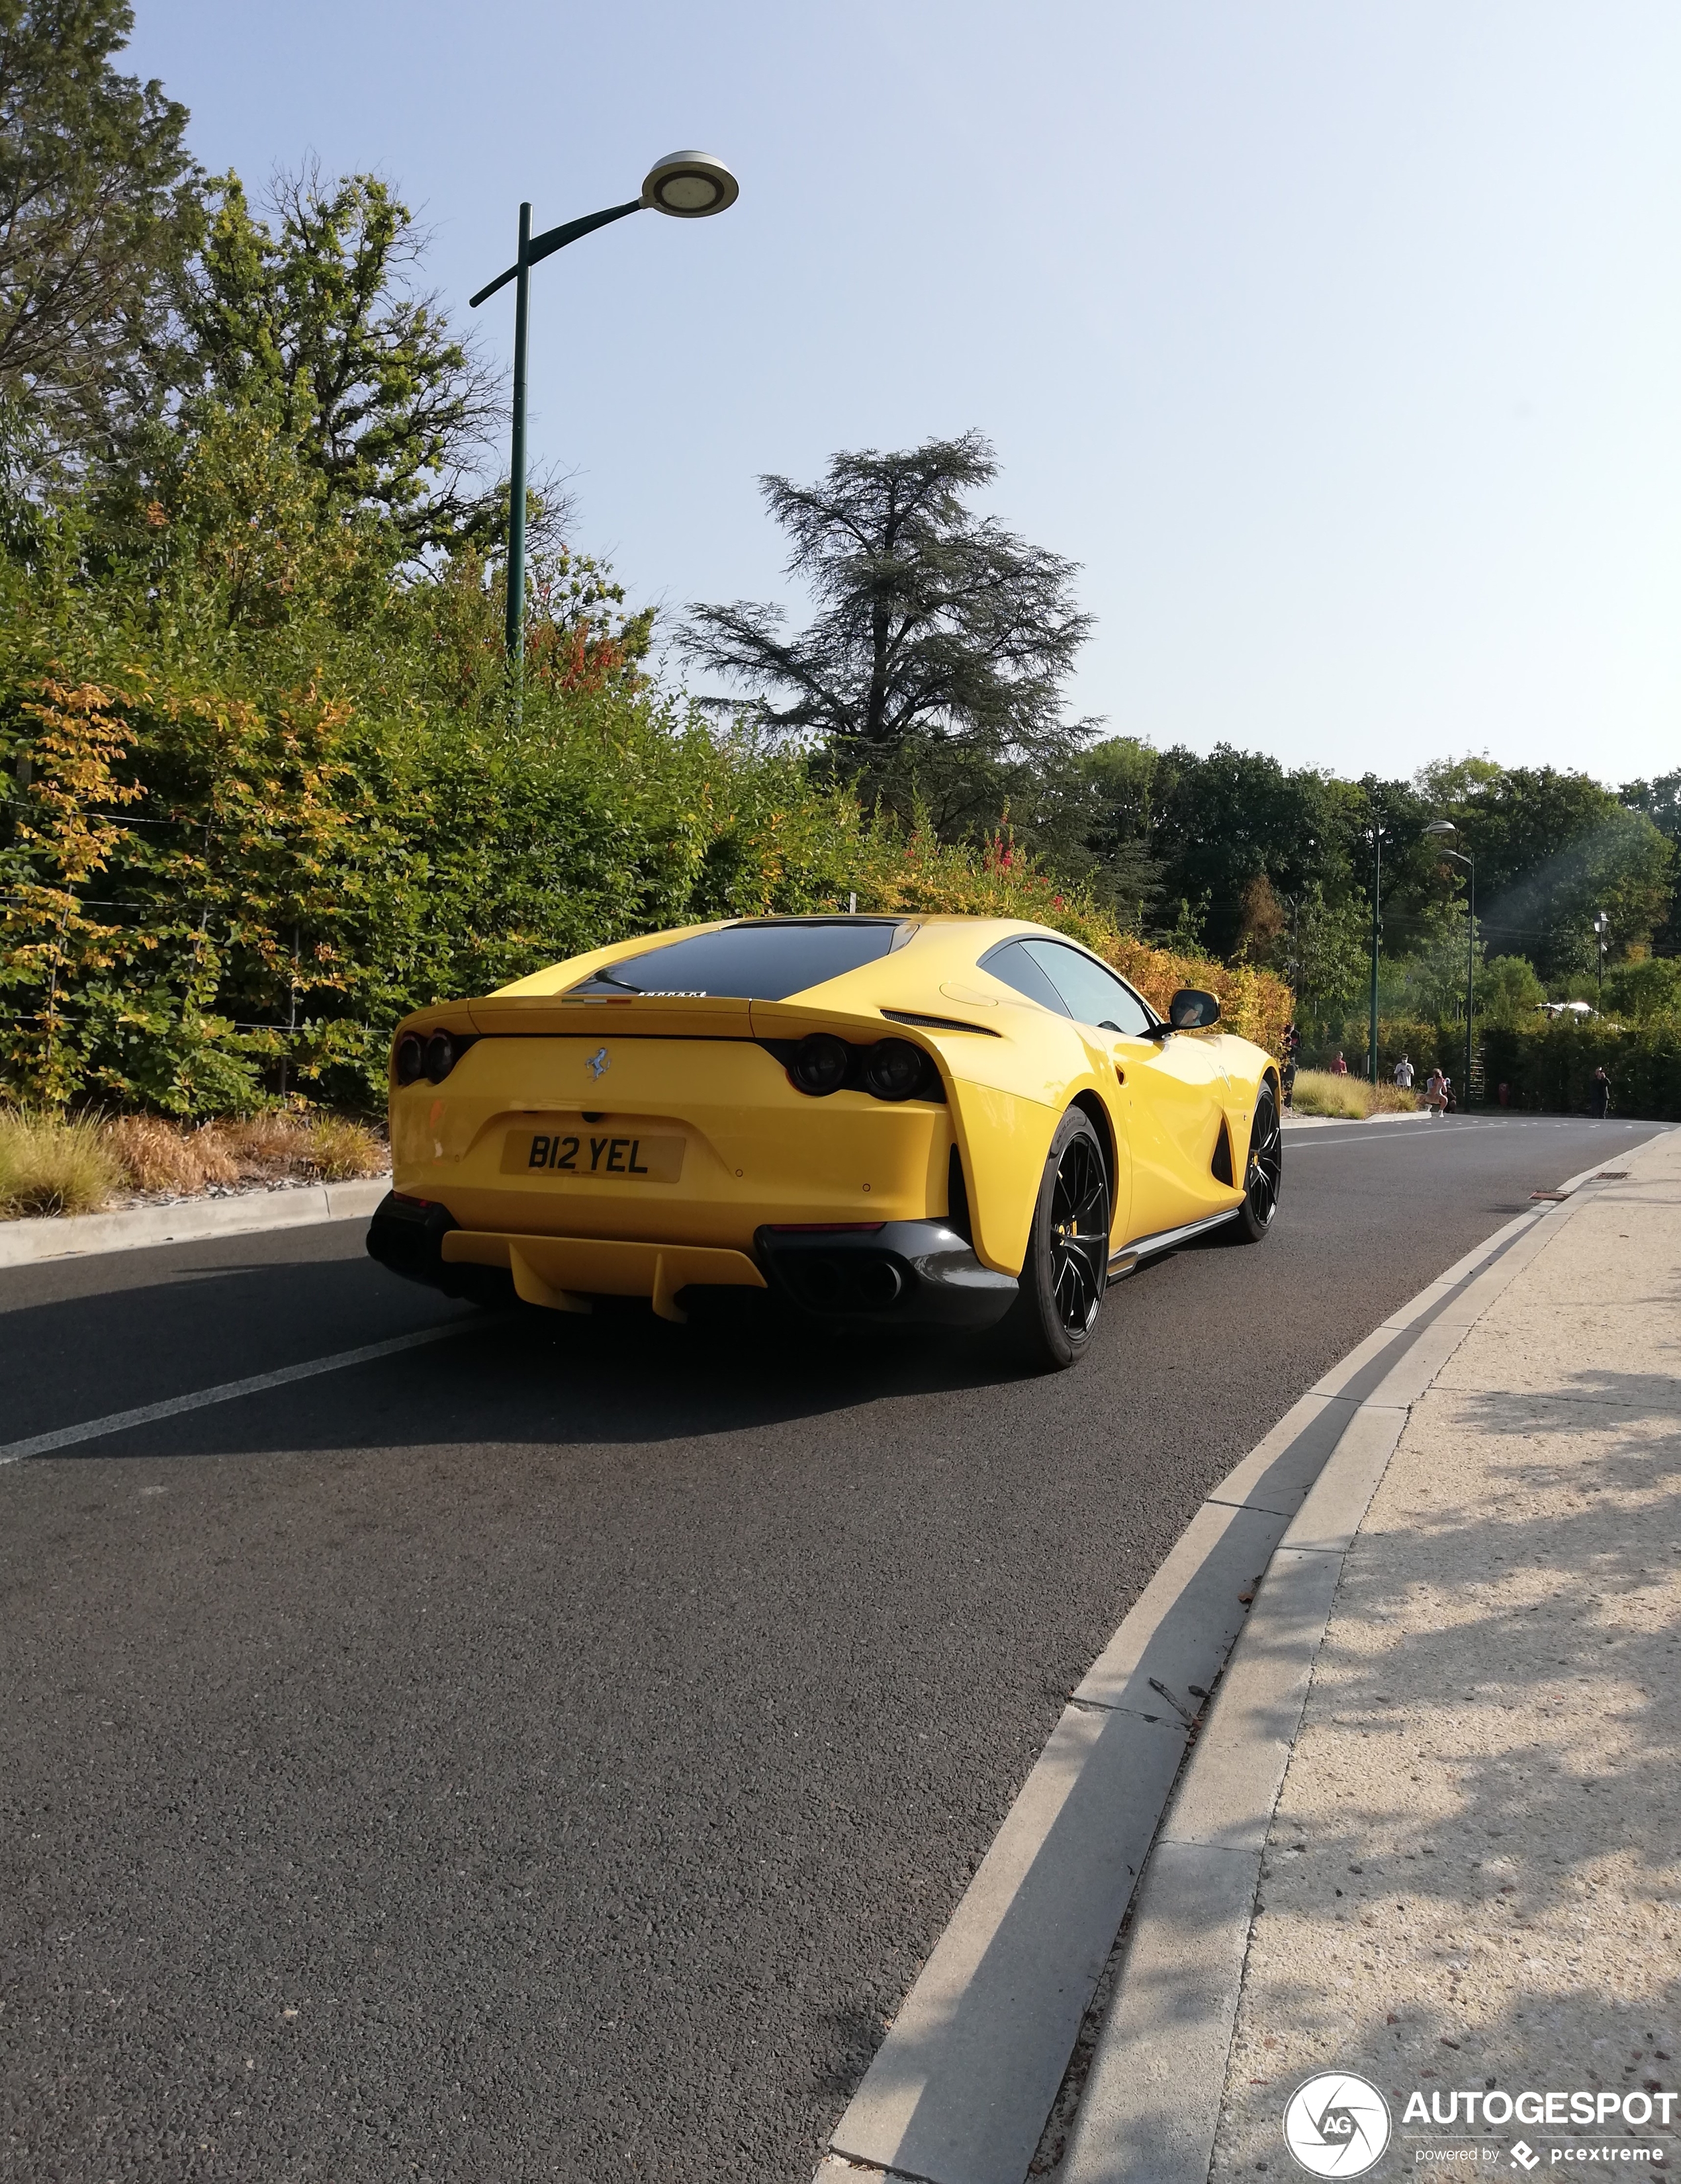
[471,152,739,666]
[1425,820,1475,1108]
[1593,910,1610,1004]
[1362,819,1388,1083]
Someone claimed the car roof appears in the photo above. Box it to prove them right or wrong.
[492,912,1113,1002]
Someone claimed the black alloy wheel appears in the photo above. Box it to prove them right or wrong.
[1006,1108,1112,1370]
[1230,1078,1283,1243]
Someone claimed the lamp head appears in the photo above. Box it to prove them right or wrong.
[1424,820,1456,836]
[641,151,739,218]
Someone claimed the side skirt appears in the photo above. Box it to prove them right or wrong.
[1108,1205,1241,1282]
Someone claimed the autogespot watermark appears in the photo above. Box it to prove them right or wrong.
[1284,2074,1394,2176]
[1282,2075,1676,2175]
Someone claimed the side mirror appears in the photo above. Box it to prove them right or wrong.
[1168,988,1221,1031]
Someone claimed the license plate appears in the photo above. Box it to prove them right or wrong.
[501,1127,685,1183]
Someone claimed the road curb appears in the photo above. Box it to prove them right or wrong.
[823,1131,1672,2184]
[1056,1133,1672,2184]
[0,1177,391,1268]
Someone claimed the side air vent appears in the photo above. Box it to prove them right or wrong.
[880,1009,1001,1037]
[946,1145,973,1242]
[1211,1118,1235,1186]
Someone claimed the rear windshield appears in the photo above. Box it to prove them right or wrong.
[567,920,902,1002]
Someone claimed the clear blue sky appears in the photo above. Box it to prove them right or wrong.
[126,1,1681,786]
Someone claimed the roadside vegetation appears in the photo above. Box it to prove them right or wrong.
[1287,1071,1420,1121]
[0,1109,122,1216]
[0,1106,384,1220]
[0,0,1674,1153]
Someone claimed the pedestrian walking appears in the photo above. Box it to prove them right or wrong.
[1332,1051,1348,1076]
[1281,1057,1297,1110]
[1393,1054,1414,1090]
[1589,1066,1612,1119]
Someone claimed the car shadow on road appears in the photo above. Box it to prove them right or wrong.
[8,1250,1101,1462]
[6,1217,1293,1467]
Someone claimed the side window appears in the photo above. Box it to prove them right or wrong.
[980,940,1070,1015]
[1021,940,1154,1035]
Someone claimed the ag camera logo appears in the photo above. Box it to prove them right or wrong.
[1283,2072,1393,2177]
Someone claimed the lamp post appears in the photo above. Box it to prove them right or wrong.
[1425,820,1475,1107]
[1363,820,1386,1083]
[471,151,739,667]
[1594,910,1610,1004]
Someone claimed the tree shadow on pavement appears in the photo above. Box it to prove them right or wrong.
[1189,1362,1681,2173]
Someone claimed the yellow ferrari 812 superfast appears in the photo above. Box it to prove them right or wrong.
[368,914,1283,1369]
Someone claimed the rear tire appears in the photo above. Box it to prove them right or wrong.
[1230,1080,1283,1242]
[1004,1108,1111,1370]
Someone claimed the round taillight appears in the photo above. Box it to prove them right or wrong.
[862,1038,925,1102]
[424,1029,456,1084]
[788,1033,850,1096]
[395,1033,424,1085]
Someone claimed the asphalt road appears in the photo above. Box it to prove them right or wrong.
[0,1113,1659,2183]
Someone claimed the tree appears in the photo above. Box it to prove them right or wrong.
[0,0,195,430]
[1599,955,1681,1022]
[1046,734,1163,924]
[95,169,511,559]
[1284,883,1369,1043]
[1144,746,1356,959]
[1416,758,1673,976]
[1620,771,1681,956]
[1476,954,1546,1025]
[1621,770,1681,844]
[678,431,1096,833]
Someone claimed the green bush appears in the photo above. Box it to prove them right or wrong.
[0,408,1296,1115]
[1601,957,1681,1023]
[1480,1020,1681,1118]
[0,520,1291,1115]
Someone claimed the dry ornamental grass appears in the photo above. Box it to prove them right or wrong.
[0,1112,125,1217]
[1289,1069,1421,1119]
[103,1115,239,1194]
[0,1110,386,1219]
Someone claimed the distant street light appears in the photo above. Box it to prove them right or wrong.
[1362,819,1389,1083]
[1426,820,1475,1108]
[471,152,739,668]
[1594,908,1610,1004]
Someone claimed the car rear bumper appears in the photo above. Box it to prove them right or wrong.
[367,1194,1015,1331]
[754,1220,1017,1329]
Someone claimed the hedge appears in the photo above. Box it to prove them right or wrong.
[1478,1020,1681,1121]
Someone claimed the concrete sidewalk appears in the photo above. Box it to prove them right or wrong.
[1064,1127,1680,2180]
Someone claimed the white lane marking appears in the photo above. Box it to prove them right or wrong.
[0,1322,475,1465]
[1287,1119,1643,1147]
[1285,1121,1438,1139]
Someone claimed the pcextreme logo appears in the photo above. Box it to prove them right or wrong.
[1284,2072,1394,2176]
